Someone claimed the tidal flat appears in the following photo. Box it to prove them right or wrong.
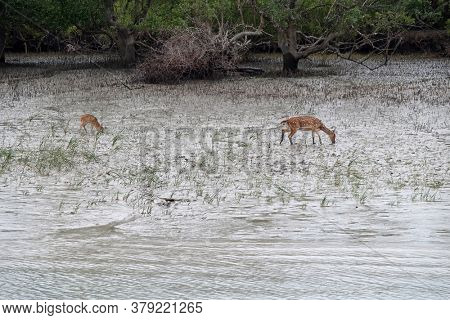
[0,54,449,299]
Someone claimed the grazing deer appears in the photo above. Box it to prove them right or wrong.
[80,114,104,133]
[280,116,335,145]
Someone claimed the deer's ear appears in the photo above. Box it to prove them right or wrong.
[331,126,337,134]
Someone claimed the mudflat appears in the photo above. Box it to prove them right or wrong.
[0,54,449,299]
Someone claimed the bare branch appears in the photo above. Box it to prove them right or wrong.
[230,30,263,43]
[139,26,254,83]
[297,31,343,58]
[327,31,403,71]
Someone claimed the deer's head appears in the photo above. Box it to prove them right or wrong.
[330,127,336,144]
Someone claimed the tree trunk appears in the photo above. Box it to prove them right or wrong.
[431,0,438,10]
[278,26,299,73]
[117,28,135,66]
[0,25,6,64]
[282,53,299,73]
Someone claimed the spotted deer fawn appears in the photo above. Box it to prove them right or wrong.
[80,114,104,133]
[280,116,335,145]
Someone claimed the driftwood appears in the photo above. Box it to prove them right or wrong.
[234,66,265,75]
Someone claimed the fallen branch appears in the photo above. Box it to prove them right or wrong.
[233,66,265,75]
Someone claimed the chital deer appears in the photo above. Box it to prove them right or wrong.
[80,114,104,133]
[280,116,335,145]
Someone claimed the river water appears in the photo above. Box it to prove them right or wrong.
[0,54,449,299]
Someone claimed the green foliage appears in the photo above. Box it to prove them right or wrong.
[254,0,410,35]
[1,0,448,54]
[140,0,190,31]
[253,0,448,35]
[402,0,447,27]
[0,148,13,174]
[2,0,104,31]
[140,0,243,32]
[59,0,106,30]
[1,0,106,50]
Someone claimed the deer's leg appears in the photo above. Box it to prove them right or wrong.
[317,131,322,144]
[281,128,290,145]
[81,123,87,133]
[288,129,297,145]
[312,131,315,144]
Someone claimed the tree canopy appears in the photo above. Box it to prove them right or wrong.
[0,0,448,67]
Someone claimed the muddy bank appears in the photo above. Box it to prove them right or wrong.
[0,55,449,299]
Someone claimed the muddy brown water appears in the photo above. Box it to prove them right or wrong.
[0,54,449,299]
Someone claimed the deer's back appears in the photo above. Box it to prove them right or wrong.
[80,114,98,124]
[287,116,323,129]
